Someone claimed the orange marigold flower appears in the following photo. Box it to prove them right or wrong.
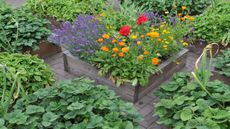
[182,6,186,10]
[98,38,103,43]
[137,41,142,45]
[147,32,160,38]
[101,46,109,52]
[141,35,145,38]
[119,52,124,57]
[157,38,162,42]
[112,47,119,53]
[137,55,144,60]
[112,39,117,43]
[144,50,149,55]
[178,13,182,17]
[102,34,110,39]
[189,16,195,21]
[122,47,129,53]
[152,58,159,65]
[118,41,126,47]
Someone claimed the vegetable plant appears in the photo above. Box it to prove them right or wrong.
[193,1,230,45]
[26,0,106,21]
[0,5,50,53]
[214,48,230,77]
[2,77,143,129]
[154,44,230,129]
[0,52,54,97]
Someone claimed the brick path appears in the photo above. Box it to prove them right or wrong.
[44,52,198,129]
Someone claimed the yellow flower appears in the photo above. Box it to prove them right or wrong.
[169,36,174,40]
[189,16,195,21]
[122,39,126,42]
[112,39,117,43]
[131,35,138,40]
[137,41,142,45]
[157,38,162,42]
[141,35,145,38]
[121,47,129,53]
[98,38,103,43]
[101,46,109,52]
[165,41,170,44]
[163,45,168,48]
[137,55,144,61]
[183,42,189,46]
[102,34,110,39]
[163,30,167,33]
[182,6,186,10]
[99,12,106,17]
[147,32,160,38]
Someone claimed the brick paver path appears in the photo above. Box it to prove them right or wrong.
[44,52,198,129]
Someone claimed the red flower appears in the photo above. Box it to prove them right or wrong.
[136,14,149,25]
[119,25,131,37]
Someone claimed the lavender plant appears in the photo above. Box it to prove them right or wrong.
[48,15,105,61]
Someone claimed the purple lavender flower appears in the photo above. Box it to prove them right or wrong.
[144,12,164,26]
[48,15,105,61]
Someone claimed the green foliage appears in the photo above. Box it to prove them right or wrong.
[26,0,106,21]
[99,0,143,31]
[154,72,230,129]
[0,52,54,97]
[2,77,143,129]
[130,0,211,16]
[193,1,230,44]
[0,4,50,53]
[214,48,230,77]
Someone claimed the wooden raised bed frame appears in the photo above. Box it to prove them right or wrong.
[62,49,189,103]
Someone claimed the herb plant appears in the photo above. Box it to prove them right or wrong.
[0,52,54,96]
[48,15,105,61]
[26,0,106,21]
[214,48,230,77]
[193,1,230,44]
[2,77,143,129]
[0,5,50,53]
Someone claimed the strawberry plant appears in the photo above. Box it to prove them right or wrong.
[2,77,143,129]
[214,48,230,77]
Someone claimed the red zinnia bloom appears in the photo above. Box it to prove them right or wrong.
[119,25,131,37]
[136,14,149,25]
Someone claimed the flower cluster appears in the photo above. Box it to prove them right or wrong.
[93,14,187,86]
[48,15,105,61]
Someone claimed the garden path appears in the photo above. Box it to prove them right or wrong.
[44,52,198,129]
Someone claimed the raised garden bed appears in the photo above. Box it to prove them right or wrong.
[30,40,61,58]
[62,48,188,102]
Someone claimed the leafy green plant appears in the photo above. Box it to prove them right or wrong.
[2,77,143,129]
[0,5,50,53]
[155,45,230,129]
[129,0,211,16]
[193,1,230,45]
[214,48,230,77]
[0,52,54,96]
[26,0,106,21]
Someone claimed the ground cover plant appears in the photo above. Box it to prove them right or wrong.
[26,0,106,21]
[154,45,230,129]
[214,48,230,77]
[1,77,143,129]
[0,52,54,98]
[193,1,230,45]
[0,3,50,53]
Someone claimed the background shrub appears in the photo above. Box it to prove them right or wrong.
[26,0,106,21]
[2,77,143,129]
[0,52,54,96]
[193,1,230,44]
[0,4,50,53]
[129,0,211,16]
